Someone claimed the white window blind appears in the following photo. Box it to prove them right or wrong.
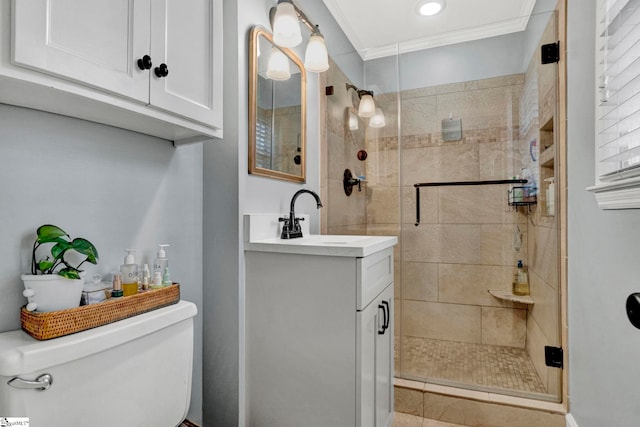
[597,0,640,181]
[255,118,272,169]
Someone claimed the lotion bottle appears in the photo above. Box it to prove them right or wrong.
[121,249,139,296]
[153,244,170,275]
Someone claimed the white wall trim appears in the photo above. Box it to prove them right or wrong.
[566,413,579,427]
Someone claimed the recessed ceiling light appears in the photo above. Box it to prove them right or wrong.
[416,0,446,16]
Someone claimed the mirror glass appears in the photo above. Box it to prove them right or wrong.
[249,26,306,182]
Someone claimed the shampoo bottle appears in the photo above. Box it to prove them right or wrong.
[153,244,170,275]
[120,249,139,296]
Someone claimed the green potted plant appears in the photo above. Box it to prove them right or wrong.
[21,224,99,312]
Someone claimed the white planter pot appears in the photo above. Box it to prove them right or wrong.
[21,274,83,312]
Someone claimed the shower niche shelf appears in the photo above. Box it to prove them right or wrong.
[489,289,534,305]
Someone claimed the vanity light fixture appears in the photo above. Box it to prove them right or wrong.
[272,0,302,47]
[346,83,376,118]
[304,26,329,72]
[369,108,386,128]
[266,47,291,80]
[270,0,330,73]
[416,0,446,16]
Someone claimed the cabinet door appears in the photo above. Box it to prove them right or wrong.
[12,0,150,103]
[376,285,394,427]
[357,295,377,427]
[149,0,223,127]
[357,284,394,427]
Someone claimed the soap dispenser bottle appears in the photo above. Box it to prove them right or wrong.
[153,244,170,275]
[121,249,139,296]
[513,260,530,296]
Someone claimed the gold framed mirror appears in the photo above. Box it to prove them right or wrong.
[249,26,306,183]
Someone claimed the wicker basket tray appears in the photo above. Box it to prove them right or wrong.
[21,284,180,340]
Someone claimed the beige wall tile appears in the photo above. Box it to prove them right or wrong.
[395,260,402,299]
[436,80,479,94]
[439,264,515,307]
[435,86,520,132]
[480,224,528,266]
[392,412,423,427]
[478,140,519,180]
[525,314,550,393]
[327,179,366,229]
[402,186,438,225]
[402,145,479,186]
[402,95,438,137]
[403,261,438,302]
[402,86,437,99]
[403,300,481,343]
[528,222,558,289]
[403,225,481,264]
[528,271,560,346]
[481,307,527,347]
[366,143,400,186]
[368,185,401,224]
[422,392,565,427]
[395,387,424,416]
[438,186,525,225]
[478,74,525,89]
[327,225,368,235]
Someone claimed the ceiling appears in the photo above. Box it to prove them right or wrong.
[321,0,538,60]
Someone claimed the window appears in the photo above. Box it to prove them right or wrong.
[590,0,640,208]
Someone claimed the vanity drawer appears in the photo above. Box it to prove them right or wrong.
[356,247,393,310]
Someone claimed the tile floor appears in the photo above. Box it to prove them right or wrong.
[400,337,546,394]
[393,412,468,427]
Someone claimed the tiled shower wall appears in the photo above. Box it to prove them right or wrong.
[321,53,558,396]
[320,58,368,236]
[379,76,531,355]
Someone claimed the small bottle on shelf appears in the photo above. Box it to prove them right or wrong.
[513,260,530,296]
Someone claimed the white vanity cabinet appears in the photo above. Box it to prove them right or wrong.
[245,236,395,427]
[1,0,222,143]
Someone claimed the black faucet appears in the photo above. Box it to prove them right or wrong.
[280,189,323,239]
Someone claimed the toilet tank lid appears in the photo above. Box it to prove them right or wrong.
[0,300,197,376]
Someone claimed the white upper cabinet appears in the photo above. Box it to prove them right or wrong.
[12,0,151,103]
[3,0,222,143]
[149,0,222,126]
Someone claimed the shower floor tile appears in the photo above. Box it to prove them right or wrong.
[400,336,547,394]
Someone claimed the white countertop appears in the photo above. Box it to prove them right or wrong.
[243,213,397,257]
[245,234,398,257]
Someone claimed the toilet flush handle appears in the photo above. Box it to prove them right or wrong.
[8,373,53,391]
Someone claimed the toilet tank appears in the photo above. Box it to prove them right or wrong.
[0,300,197,427]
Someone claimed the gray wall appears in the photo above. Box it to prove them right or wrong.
[0,105,204,424]
[203,0,359,426]
[566,2,640,426]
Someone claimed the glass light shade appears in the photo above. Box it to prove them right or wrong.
[304,33,329,72]
[369,108,386,128]
[358,94,376,118]
[417,0,446,16]
[348,110,359,131]
[266,47,290,81]
[272,1,302,47]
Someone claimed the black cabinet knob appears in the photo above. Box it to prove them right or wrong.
[137,55,152,70]
[154,63,169,78]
